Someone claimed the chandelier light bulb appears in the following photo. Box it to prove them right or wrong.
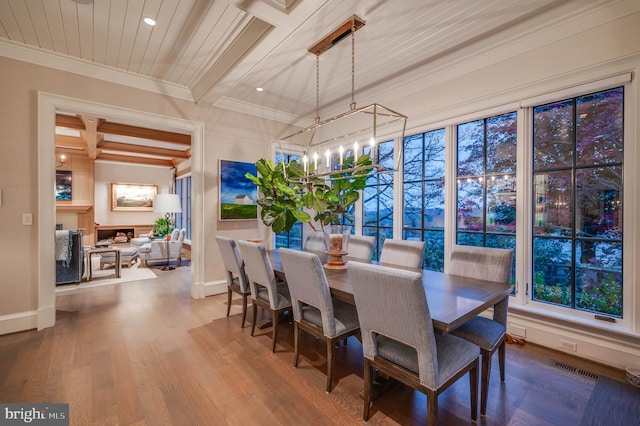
[339,145,344,166]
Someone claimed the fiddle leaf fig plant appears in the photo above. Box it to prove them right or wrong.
[246,152,373,234]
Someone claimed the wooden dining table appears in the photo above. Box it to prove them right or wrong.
[268,249,512,335]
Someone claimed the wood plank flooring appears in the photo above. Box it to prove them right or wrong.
[0,264,625,425]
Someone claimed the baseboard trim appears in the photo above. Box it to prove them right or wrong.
[0,310,38,335]
[204,280,226,297]
[508,310,640,370]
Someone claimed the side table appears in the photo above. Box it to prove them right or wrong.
[86,247,121,281]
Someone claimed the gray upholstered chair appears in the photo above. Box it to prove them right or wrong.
[447,245,513,416]
[303,230,327,252]
[347,235,374,260]
[238,240,292,352]
[138,228,186,267]
[279,248,360,392]
[216,236,251,328]
[347,261,479,424]
[379,239,425,269]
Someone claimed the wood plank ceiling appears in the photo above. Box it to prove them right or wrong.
[0,0,617,165]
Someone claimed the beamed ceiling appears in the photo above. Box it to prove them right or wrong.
[0,0,620,165]
[55,113,191,167]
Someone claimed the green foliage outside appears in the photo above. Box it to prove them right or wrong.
[533,270,622,316]
[577,273,622,316]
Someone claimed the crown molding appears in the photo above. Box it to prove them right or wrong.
[0,40,194,102]
[215,96,313,127]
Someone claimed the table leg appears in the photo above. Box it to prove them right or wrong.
[88,253,93,281]
[115,251,121,278]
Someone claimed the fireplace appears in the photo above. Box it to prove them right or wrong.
[97,228,134,244]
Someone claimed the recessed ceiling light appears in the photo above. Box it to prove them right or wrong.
[256,87,264,92]
[144,17,156,26]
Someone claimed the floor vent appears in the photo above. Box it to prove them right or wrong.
[553,361,599,380]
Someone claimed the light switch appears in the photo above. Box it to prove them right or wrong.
[22,213,32,226]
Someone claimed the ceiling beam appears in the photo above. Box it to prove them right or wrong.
[96,153,175,167]
[55,135,86,149]
[56,114,85,130]
[98,141,190,159]
[97,122,191,146]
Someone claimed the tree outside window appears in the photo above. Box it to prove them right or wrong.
[532,87,623,317]
[362,141,394,259]
[403,129,446,271]
[456,112,517,291]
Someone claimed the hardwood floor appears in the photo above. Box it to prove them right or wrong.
[0,265,625,425]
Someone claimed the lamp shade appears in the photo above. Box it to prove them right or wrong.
[153,193,182,214]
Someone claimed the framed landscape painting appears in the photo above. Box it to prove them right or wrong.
[111,183,157,211]
[219,159,258,220]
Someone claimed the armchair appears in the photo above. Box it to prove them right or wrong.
[138,228,186,267]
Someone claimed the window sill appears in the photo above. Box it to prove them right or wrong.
[509,303,640,346]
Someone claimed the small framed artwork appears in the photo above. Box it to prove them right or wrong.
[56,170,72,201]
[111,182,157,211]
[219,159,258,220]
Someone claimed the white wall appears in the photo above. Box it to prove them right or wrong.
[94,162,172,226]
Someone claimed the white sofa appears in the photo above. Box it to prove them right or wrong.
[138,228,186,267]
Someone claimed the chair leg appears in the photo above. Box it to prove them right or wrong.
[363,359,373,421]
[470,358,479,421]
[226,288,232,317]
[498,340,506,382]
[480,349,492,416]
[293,322,300,367]
[240,294,248,328]
[251,303,258,337]
[426,390,438,426]
[271,310,279,353]
[326,337,334,393]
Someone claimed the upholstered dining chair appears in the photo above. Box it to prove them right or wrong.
[379,239,425,269]
[447,245,513,416]
[346,235,375,260]
[347,261,479,424]
[279,248,361,392]
[238,240,292,352]
[216,236,251,328]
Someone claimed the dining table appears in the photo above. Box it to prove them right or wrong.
[268,249,512,335]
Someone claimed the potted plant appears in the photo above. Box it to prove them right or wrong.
[246,152,372,236]
[153,216,175,238]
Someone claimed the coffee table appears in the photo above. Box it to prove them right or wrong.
[86,247,121,281]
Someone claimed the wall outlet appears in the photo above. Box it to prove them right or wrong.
[559,340,577,351]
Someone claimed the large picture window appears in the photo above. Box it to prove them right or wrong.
[532,87,623,317]
[175,175,191,240]
[362,140,394,259]
[403,129,446,271]
[456,112,517,287]
[274,152,303,249]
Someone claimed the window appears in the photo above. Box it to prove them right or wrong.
[456,112,517,287]
[532,87,623,317]
[274,152,303,249]
[175,175,191,240]
[362,140,394,259]
[403,129,446,271]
